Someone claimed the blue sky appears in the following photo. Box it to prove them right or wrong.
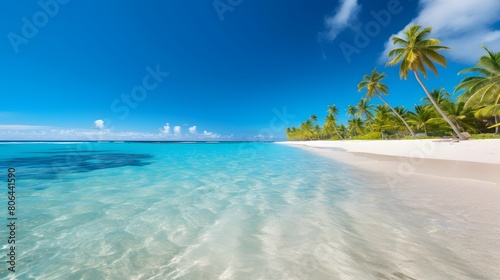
[1,0,500,140]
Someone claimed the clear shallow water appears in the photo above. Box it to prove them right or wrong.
[0,143,494,279]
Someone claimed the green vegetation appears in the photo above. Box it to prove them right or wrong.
[358,68,417,138]
[285,25,500,141]
[470,134,500,139]
[456,46,500,133]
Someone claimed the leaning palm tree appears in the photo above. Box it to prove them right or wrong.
[347,117,364,136]
[358,68,417,138]
[455,46,500,133]
[338,124,347,138]
[322,115,334,139]
[313,124,321,140]
[387,24,466,140]
[356,98,375,122]
[326,105,345,140]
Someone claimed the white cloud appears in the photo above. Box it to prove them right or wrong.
[380,0,500,63]
[0,125,49,130]
[254,134,275,140]
[0,128,162,141]
[174,126,181,135]
[159,123,221,139]
[160,123,217,138]
[323,0,361,41]
[0,123,226,141]
[203,130,220,138]
[94,119,104,130]
[161,123,170,134]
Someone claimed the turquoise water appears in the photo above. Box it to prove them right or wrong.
[0,143,494,279]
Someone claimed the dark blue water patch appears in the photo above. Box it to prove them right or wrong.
[0,153,154,180]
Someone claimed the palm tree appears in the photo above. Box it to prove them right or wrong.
[372,104,397,133]
[394,106,411,119]
[422,88,450,107]
[347,117,364,136]
[346,105,357,119]
[285,127,294,140]
[441,100,479,133]
[358,68,417,138]
[310,115,319,139]
[322,114,334,139]
[393,106,413,132]
[313,124,321,140]
[387,24,466,140]
[326,105,345,140]
[338,124,347,138]
[455,46,500,134]
[324,113,344,140]
[327,104,339,116]
[299,120,313,140]
[356,98,375,121]
[407,105,439,135]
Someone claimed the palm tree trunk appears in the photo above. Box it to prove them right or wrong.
[495,115,500,135]
[333,126,344,140]
[413,71,467,140]
[375,91,417,139]
[330,119,345,140]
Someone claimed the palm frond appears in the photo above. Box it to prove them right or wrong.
[475,104,500,118]
[420,52,439,77]
[391,36,408,47]
[422,49,447,67]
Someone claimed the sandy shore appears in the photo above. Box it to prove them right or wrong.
[277,139,500,278]
[277,139,500,183]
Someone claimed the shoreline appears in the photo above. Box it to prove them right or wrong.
[277,139,500,278]
[276,139,500,184]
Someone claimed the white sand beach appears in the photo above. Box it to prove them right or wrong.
[277,139,500,163]
[277,139,500,183]
[278,139,500,279]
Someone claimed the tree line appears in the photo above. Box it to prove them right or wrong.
[286,25,500,141]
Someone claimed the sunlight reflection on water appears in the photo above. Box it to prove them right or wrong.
[0,143,495,279]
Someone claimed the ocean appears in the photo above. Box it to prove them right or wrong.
[0,142,493,279]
